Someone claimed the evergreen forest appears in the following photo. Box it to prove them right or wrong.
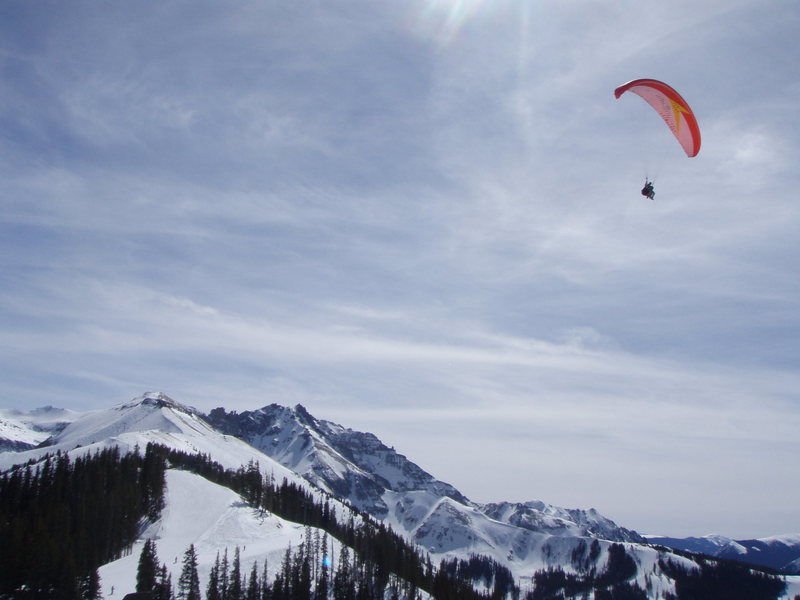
[0,445,166,599]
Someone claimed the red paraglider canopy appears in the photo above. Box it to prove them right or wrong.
[614,78,701,158]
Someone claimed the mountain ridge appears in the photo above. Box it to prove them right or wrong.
[204,403,643,547]
[646,534,800,575]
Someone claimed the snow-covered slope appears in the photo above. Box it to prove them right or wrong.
[645,534,735,556]
[100,468,317,598]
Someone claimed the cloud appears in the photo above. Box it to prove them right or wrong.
[1,0,799,538]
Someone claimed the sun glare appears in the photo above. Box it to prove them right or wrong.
[413,0,494,44]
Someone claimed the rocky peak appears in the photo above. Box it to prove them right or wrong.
[126,392,197,415]
[202,403,469,515]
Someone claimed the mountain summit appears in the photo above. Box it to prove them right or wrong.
[1,393,293,478]
[206,403,469,517]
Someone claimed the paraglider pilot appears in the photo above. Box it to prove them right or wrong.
[641,180,655,200]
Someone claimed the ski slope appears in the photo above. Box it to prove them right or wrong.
[100,469,322,597]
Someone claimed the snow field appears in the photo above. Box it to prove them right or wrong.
[100,469,327,598]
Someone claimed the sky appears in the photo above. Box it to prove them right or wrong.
[1,0,799,540]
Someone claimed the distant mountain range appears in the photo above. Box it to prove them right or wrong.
[0,405,79,451]
[2,393,799,599]
[646,534,800,574]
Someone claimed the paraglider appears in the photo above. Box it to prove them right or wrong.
[641,180,655,200]
[615,78,701,157]
[615,78,700,199]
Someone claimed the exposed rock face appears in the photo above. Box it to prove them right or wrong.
[204,403,644,546]
[205,403,468,517]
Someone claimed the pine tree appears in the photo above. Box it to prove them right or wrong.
[333,547,355,600]
[229,546,243,600]
[220,548,230,600]
[208,552,222,600]
[177,544,201,600]
[316,535,330,600]
[290,540,312,600]
[260,556,271,600]
[154,564,174,600]
[137,539,160,592]
[279,546,293,600]
[246,562,260,600]
[142,444,167,520]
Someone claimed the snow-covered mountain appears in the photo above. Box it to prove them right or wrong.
[204,403,469,516]
[0,405,80,451]
[717,535,800,574]
[647,533,800,574]
[0,393,300,484]
[203,403,672,588]
[206,404,642,542]
[3,393,800,599]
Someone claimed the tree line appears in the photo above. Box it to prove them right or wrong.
[138,535,422,600]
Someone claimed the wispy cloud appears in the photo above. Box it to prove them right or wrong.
[1,0,799,538]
